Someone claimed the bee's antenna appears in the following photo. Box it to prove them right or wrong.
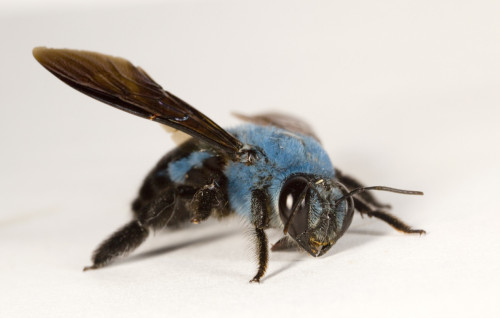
[335,186,423,205]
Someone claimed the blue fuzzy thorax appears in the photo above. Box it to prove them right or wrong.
[225,124,335,226]
[168,151,212,183]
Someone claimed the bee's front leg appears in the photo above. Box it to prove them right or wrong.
[250,189,271,283]
[250,228,268,283]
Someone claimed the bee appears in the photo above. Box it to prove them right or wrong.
[33,47,425,283]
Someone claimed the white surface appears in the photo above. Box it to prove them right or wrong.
[1,1,499,317]
[0,0,167,14]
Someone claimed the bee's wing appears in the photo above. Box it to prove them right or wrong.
[33,47,243,154]
[233,112,320,142]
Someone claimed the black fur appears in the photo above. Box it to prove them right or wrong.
[249,189,271,282]
[85,139,232,271]
[250,228,268,283]
[85,220,149,270]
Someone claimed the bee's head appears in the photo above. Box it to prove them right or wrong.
[278,174,354,257]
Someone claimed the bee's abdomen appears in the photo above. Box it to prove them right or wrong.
[131,140,199,214]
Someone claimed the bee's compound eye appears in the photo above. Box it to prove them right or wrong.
[279,176,310,236]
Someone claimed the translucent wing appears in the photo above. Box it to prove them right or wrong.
[33,47,243,154]
[233,112,320,142]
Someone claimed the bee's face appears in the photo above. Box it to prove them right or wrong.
[278,175,354,257]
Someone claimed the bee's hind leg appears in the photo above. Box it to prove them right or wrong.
[84,189,176,271]
[352,197,425,235]
[83,220,149,271]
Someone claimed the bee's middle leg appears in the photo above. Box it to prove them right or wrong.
[190,183,226,223]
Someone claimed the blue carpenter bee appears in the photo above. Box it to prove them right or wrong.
[33,47,425,283]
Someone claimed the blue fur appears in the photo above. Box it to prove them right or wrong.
[165,124,338,228]
[225,124,335,223]
[168,151,212,183]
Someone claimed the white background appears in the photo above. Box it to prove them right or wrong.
[1,1,499,317]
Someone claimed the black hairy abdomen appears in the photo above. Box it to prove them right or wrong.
[131,139,230,228]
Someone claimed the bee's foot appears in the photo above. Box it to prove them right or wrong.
[83,264,100,272]
[190,218,200,224]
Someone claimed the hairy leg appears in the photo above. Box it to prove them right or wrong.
[250,227,269,283]
[84,189,176,270]
[249,189,271,283]
[190,183,225,224]
[84,220,149,270]
[353,197,425,234]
